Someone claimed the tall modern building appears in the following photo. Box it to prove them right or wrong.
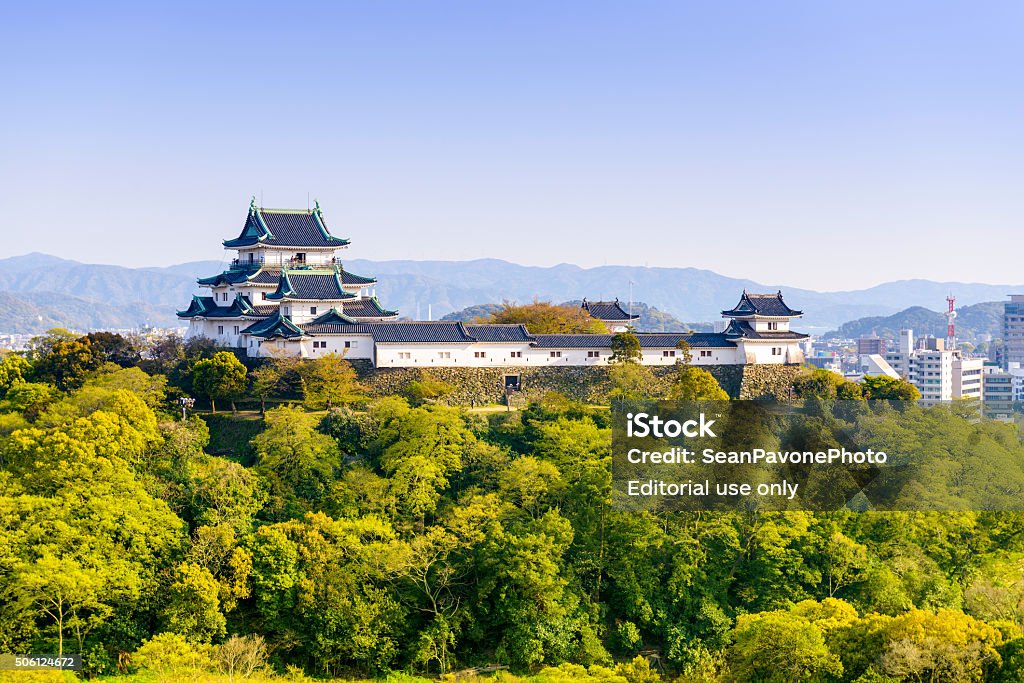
[885,329,983,403]
[982,363,1015,417]
[857,336,885,356]
[1004,295,1024,370]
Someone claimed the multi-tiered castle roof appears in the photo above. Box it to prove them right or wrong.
[178,199,397,347]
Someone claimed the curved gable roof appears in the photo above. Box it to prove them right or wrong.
[223,200,351,249]
[722,290,802,317]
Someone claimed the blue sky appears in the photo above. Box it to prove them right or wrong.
[1,1,1021,290]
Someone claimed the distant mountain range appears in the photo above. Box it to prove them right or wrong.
[0,252,1021,336]
[823,301,1005,343]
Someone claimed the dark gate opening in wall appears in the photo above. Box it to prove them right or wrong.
[504,374,522,411]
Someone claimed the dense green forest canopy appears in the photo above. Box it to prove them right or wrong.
[2,332,1024,682]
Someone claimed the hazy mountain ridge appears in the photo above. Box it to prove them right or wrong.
[0,291,171,334]
[0,253,1020,335]
[824,301,1005,342]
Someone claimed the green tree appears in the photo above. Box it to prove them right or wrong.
[730,610,843,682]
[2,403,186,661]
[12,554,108,657]
[0,353,30,397]
[3,382,55,421]
[192,352,247,413]
[249,356,297,414]
[85,331,141,367]
[671,366,729,401]
[161,562,226,643]
[248,513,408,674]
[299,353,360,410]
[861,375,921,401]
[485,300,607,334]
[794,368,863,400]
[185,525,252,613]
[252,405,340,507]
[24,328,77,362]
[34,337,101,391]
[498,456,563,518]
[878,609,1002,682]
[610,331,642,364]
[132,632,215,678]
[607,362,658,401]
[186,454,267,532]
[378,406,471,525]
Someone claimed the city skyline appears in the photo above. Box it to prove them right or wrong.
[2,1,1022,290]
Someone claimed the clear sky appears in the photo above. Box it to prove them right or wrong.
[1,1,1021,290]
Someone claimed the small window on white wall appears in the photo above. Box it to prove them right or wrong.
[700,350,712,358]
[233,326,239,334]
[438,351,451,359]
[398,352,411,359]
[550,351,562,358]
[474,351,486,358]
[310,306,317,315]
[772,347,783,355]
[510,351,522,358]
[587,351,600,358]
[217,325,224,335]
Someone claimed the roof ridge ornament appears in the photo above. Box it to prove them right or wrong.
[250,196,258,213]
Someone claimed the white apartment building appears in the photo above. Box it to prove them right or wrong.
[885,329,984,403]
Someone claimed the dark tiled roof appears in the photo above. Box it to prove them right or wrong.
[301,323,375,335]
[240,310,306,339]
[246,305,279,317]
[178,294,256,318]
[198,273,234,286]
[342,297,399,319]
[530,333,736,349]
[530,334,613,349]
[638,333,736,348]
[178,296,217,318]
[722,291,802,317]
[266,271,357,301]
[197,267,280,287]
[309,308,358,325]
[368,322,476,343]
[464,324,535,342]
[249,271,281,284]
[223,201,351,249]
[340,269,376,286]
[724,320,809,340]
[581,299,639,322]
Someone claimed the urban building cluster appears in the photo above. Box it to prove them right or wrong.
[179,200,809,367]
[805,297,1024,412]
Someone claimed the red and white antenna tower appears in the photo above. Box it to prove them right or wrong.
[946,294,957,350]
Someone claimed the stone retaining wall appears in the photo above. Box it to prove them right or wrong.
[349,360,798,405]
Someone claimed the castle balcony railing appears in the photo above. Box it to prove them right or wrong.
[228,255,340,271]
[228,257,265,271]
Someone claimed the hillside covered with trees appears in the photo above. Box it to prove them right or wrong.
[825,302,1004,343]
[2,330,1024,682]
